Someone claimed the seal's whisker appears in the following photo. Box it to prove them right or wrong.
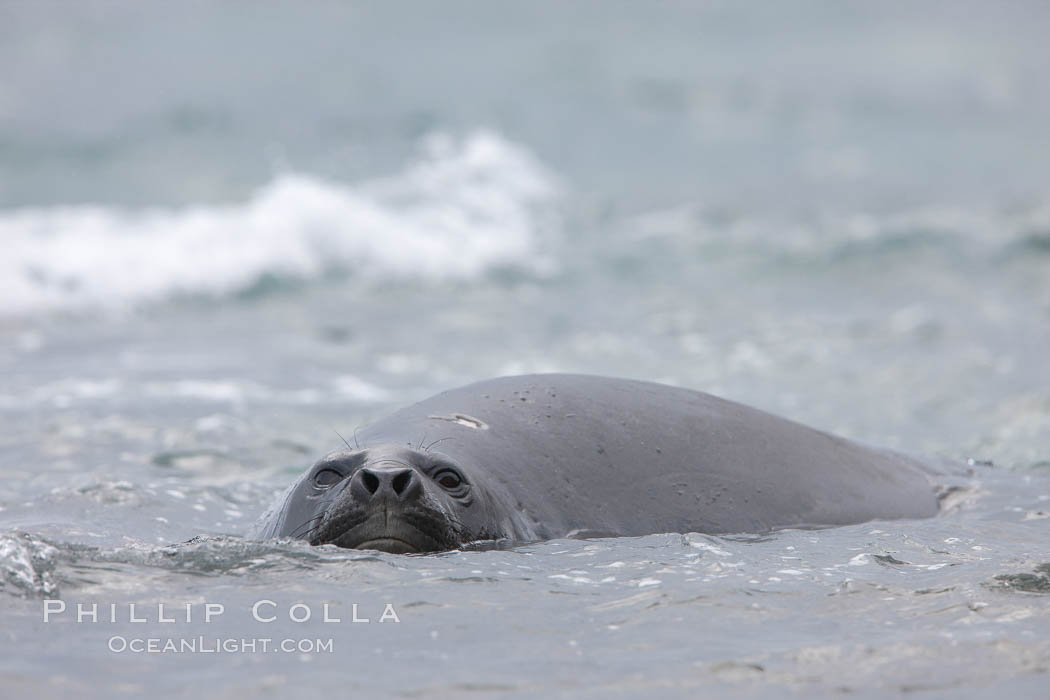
[424,436,456,453]
[332,427,354,452]
[289,520,324,540]
[288,513,326,539]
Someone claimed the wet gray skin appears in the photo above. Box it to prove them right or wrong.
[253,374,942,553]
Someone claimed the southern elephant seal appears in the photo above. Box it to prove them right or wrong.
[253,374,941,553]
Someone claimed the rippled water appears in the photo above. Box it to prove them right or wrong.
[3,2,1050,697]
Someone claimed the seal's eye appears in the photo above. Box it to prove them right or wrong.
[313,468,344,488]
[434,470,462,490]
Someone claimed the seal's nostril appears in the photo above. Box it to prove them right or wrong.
[362,470,380,495]
[391,470,412,495]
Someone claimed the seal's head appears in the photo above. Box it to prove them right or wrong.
[272,445,504,553]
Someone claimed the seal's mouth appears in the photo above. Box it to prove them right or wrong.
[312,507,461,553]
[330,524,444,553]
[354,537,422,554]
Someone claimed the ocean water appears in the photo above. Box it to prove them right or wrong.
[2,2,1050,697]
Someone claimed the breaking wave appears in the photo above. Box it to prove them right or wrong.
[0,131,560,315]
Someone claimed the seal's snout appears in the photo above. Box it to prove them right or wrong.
[275,446,470,553]
[350,466,422,504]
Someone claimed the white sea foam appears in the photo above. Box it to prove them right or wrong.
[0,131,559,315]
